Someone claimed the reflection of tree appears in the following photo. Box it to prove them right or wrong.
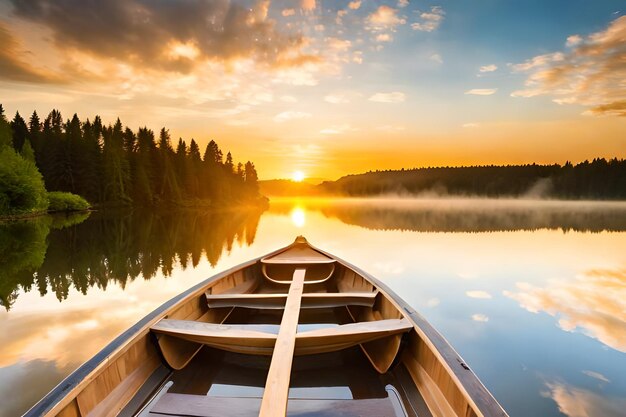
[0,219,50,309]
[272,200,626,233]
[0,208,263,310]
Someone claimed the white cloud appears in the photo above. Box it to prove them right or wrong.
[348,1,361,10]
[411,6,445,32]
[369,91,406,103]
[376,33,393,42]
[398,0,409,8]
[479,64,498,73]
[367,6,406,32]
[465,88,497,96]
[326,37,352,51]
[510,52,565,72]
[566,34,582,47]
[472,314,489,322]
[462,122,480,128]
[273,111,312,122]
[281,8,295,17]
[430,53,443,64]
[324,94,349,104]
[466,290,492,299]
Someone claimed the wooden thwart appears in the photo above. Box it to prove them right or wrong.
[259,268,306,417]
[205,291,378,309]
[151,318,412,356]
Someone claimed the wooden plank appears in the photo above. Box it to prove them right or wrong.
[295,319,411,357]
[149,394,400,417]
[259,268,306,417]
[151,318,411,356]
[205,291,378,309]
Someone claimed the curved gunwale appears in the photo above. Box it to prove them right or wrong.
[23,246,284,417]
[312,242,508,417]
[25,237,507,417]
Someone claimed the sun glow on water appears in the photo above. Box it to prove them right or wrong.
[290,207,306,227]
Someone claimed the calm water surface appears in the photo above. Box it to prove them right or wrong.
[1,198,626,417]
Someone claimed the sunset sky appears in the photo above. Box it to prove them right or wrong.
[0,0,624,179]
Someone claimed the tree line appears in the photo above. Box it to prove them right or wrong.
[4,105,262,207]
[320,160,626,199]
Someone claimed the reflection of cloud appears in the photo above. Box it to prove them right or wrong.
[0,360,73,416]
[511,16,626,116]
[426,298,440,307]
[544,381,626,417]
[582,370,610,383]
[505,268,626,352]
[471,313,489,322]
[466,290,492,299]
[372,261,405,275]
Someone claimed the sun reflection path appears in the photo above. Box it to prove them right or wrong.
[290,207,306,228]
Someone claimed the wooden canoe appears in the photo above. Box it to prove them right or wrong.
[24,236,509,417]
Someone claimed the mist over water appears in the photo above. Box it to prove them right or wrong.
[269,197,626,232]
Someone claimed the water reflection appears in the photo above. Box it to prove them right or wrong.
[0,208,263,310]
[505,268,626,352]
[290,207,306,228]
[2,199,625,417]
[0,213,90,310]
[543,381,626,417]
[271,198,626,233]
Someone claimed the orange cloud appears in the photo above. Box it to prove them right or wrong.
[0,22,62,83]
[512,16,626,117]
[411,6,445,32]
[367,5,406,32]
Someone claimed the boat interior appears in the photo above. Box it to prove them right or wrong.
[45,237,503,417]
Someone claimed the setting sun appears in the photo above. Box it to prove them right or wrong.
[292,171,305,182]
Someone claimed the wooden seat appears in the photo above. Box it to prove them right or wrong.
[205,291,379,309]
[143,393,406,417]
[151,318,412,356]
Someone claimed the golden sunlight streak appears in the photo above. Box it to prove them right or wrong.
[290,207,306,227]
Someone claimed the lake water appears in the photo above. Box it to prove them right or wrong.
[1,198,626,417]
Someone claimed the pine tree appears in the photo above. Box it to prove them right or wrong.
[10,111,28,152]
